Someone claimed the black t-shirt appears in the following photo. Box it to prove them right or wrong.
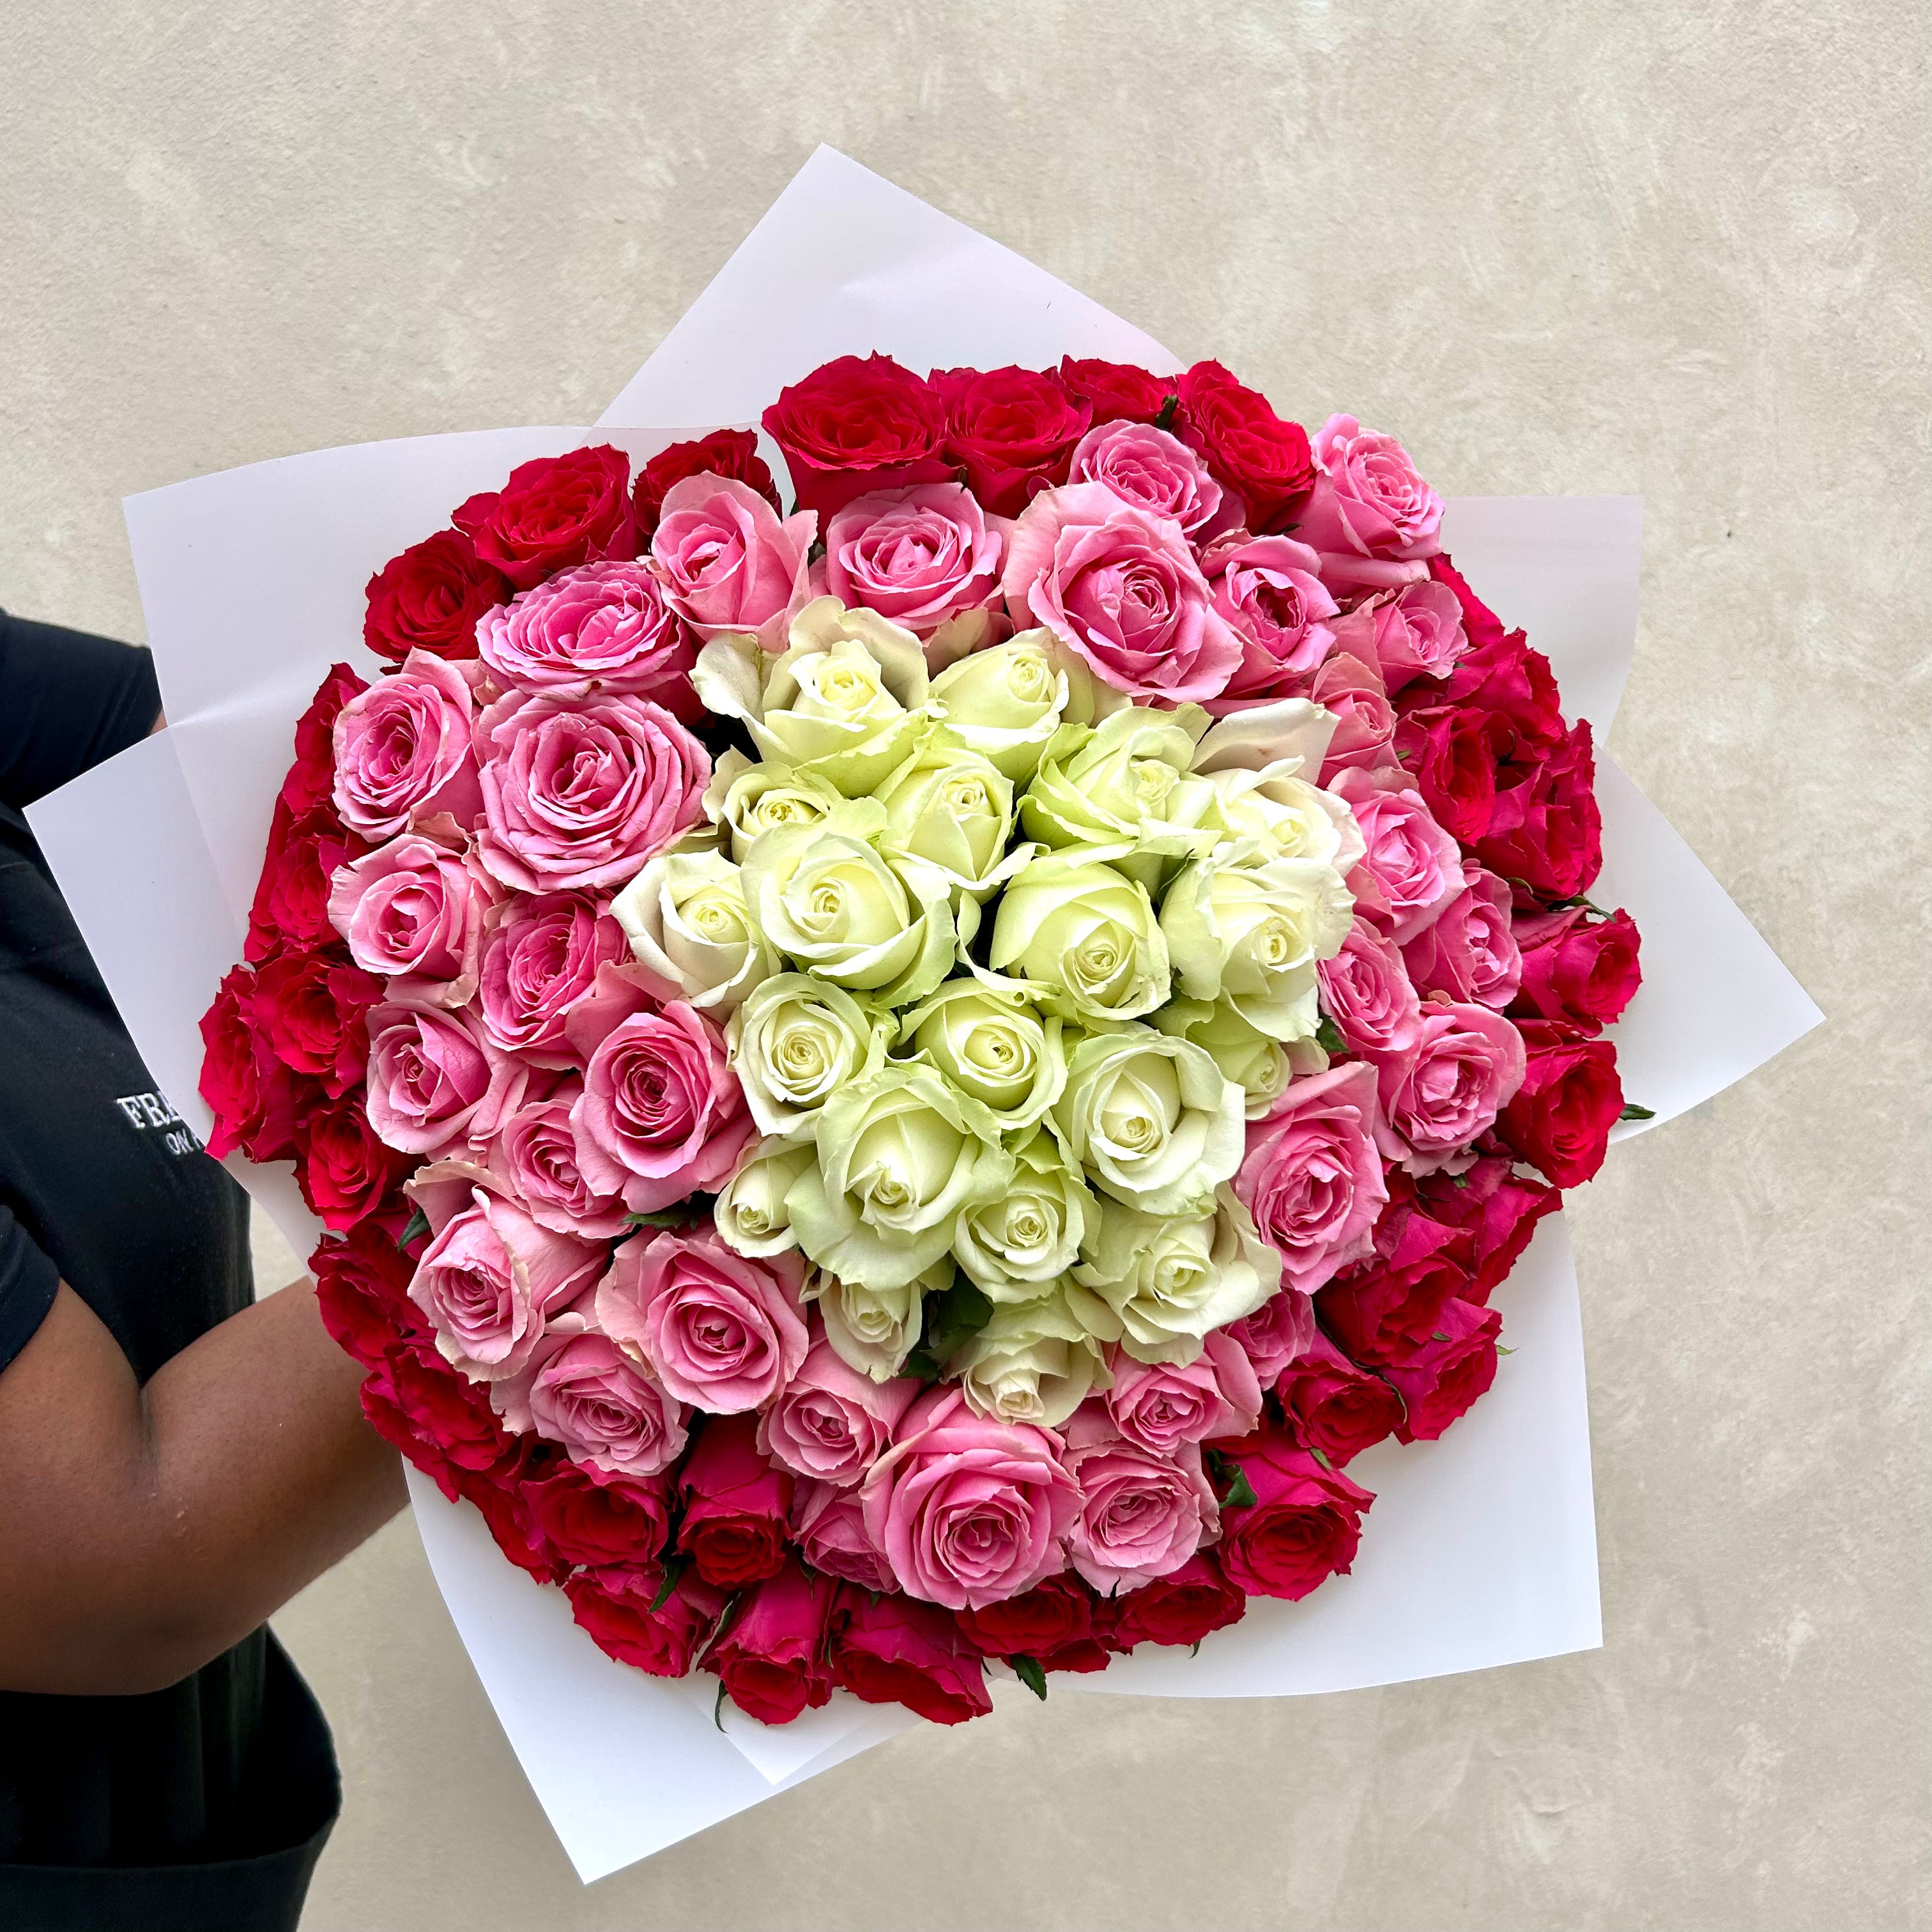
[0,611,339,1932]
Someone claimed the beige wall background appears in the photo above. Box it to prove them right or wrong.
[4,4,1927,1926]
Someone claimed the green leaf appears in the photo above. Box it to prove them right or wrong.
[1315,1016,1347,1055]
[1496,1344,1516,1356]
[648,1556,685,1614]
[1431,1331,1450,1343]
[1154,394,1179,432]
[1220,1464,1258,1511]
[914,1273,997,1373]
[714,1679,730,1731]
[1545,893,1608,916]
[1190,1639,1202,1657]
[1011,1654,1048,1701]
[1308,1445,1333,1473]
[396,1206,431,1252]
[1447,1172,1470,1190]
[1618,1102,1656,1122]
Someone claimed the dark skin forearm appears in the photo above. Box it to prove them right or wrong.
[0,1277,405,1695]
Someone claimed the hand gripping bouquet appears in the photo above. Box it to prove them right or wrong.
[202,350,1646,1730]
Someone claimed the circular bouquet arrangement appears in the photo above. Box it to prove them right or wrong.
[201,353,1643,1726]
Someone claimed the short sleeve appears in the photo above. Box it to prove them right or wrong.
[0,1202,60,1376]
[0,609,162,811]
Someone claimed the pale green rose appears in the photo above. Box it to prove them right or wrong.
[926,628,1085,781]
[1160,848,1354,1042]
[712,1138,817,1257]
[785,1066,1012,1289]
[1190,697,1338,780]
[1204,763,1366,873]
[1068,1184,1282,1365]
[1020,707,1219,891]
[988,847,1170,1024]
[1151,996,1303,1120]
[805,1255,953,1383]
[952,1286,1108,1428]
[873,737,1026,898]
[610,848,777,1016]
[1050,1023,1243,1216]
[896,980,1064,1132]
[951,1126,1095,1300]
[703,749,844,862]
[739,803,956,1006]
[727,972,893,1139]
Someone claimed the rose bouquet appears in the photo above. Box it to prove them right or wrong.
[199,350,1644,1728]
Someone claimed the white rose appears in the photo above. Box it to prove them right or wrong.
[703,749,845,861]
[712,1138,817,1257]
[805,1256,952,1383]
[1204,763,1365,873]
[926,628,1082,781]
[988,847,1171,1025]
[896,979,1065,1132]
[952,1287,1106,1428]
[873,737,1026,898]
[727,971,893,1138]
[951,1126,1094,1300]
[1149,996,1308,1119]
[610,848,777,1015]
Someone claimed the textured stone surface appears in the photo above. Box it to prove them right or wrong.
[3,4,1926,1927]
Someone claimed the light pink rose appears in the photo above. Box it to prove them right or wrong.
[1328,580,1465,694]
[326,829,494,1007]
[595,1225,806,1413]
[331,649,484,838]
[756,1333,920,1485]
[822,484,1006,657]
[1317,914,1423,1056]
[1103,1329,1262,1455]
[476,559,698,712]
[490,1081,631,1238]
[404,1176,603,1381]
[1061,1407,1218,1595]
[1069,419,1225,538]
[1221,1284,1317,1386]
[1236,1059,1388,1295]
[1329,769,1464,945]
[860,1384,1078,1611]
[648,473,815,653]
[1296,413,1445,595]
[364,997,530,1156]
[492,1320,689,1478]
[791,1478,896,1591]
[1000,480,1240,703]
[566,981,753,1213]
[1402,864,1522,1009]
[473,689,709,894]
[1311,652,1397,779]
[477,892,627,1064]
[1200,532,1339,713]
[1374,999,1528,1174]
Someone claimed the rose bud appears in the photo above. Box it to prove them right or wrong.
[704,1558,838,1726]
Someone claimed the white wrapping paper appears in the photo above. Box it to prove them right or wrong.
[25,147,1821,1882]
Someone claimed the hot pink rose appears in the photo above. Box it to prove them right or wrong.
[1402,864,1522,1009]
[1330,769,1464,945]
[1317,915,1423,1056]
[477,892,627,1063]
[1296,413,1445,595]
[861,1385,1078,1611]
[330,650,483,839]
[596,1225,806,1413]
[791,1478,896,1591]
[476,560,698,712]
[1000,480,1240,703]
[756,1333,919,1485]
[1068,419,1225,538]
[648,473,815,654]
[405,1177,603,1381]
[821,484,1006,654]
[1329,579,1466,694]
[1310,652,1397,779]
[1236,1059,1388,1295]
[489,1081,630,1238]
[1221,1284,1319,1385]
[496,1322,690,1478]
[474,689,708,896]
[1374,999,1527,1174]
[1061,1408,1218,1595]
[1381,1295,1503,1443]
[1103,1328,1262,1454]
[567,991,753,1213]
[364,998,528,1156]
[1215,1425,1374,1600]
[1200,533,1338,712]
[326,829,494,1007]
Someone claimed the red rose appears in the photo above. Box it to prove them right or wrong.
[245,800,367,964]
[280,663,368,816]
[1213,1428,1374,1602]
[1409,1157,1561,1304]
[359,1340,508,1499]
[954,1572,1094,1659]
[1057,355,1175,427]
[829,1586,993,1726]
[1174,360,1316,533]
[364,530,510,664]
[456,1452,560,1583]
[1496,1018,1623,1187]
[1392,704,1510,843]
[631,430,781,537]
[1382,1296,1503,1443]
[197,963,299,1162]
[565,1563,730,1678]
[293,1091,410,1232]
[1425,553,1505,656]
[1475,721,1602,905]
[1512,905,1642,1032]
[452,445,638,591]
[931,364,1091,516]
[1415,617,1563,751]
[675,1413,793,1588]
[761,354,952,519]
[1276,1330,1404,1468]
[1109,1550,1247,1650]
[1315,1212,1468,1368]
[704,1558,837,1726]
[312,1218,424,1366]
[253,948,381,1094]
[522,1452,672,1572]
